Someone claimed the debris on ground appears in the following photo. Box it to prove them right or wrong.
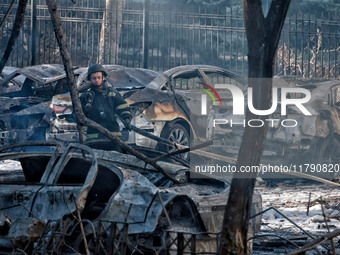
[253,181,340,254]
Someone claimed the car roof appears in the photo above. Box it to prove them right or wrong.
[1,66,20,76]
[163,65,242,79]
[18,64,84,84]
[0,66,24,86]
[145,65,246,90]
[106,68,160,89]
[0,64,86,86]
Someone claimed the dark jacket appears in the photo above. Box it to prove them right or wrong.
[80,81,131,136]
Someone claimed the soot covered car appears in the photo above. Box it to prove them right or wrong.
[0,142,262,254]
[269,79,340,166]
[0,64,85,145]
[212,77,340,178]
[0,64,124,146]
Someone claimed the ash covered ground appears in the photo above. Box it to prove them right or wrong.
[254,180,340,254]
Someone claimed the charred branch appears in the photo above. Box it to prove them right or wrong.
[319,196,336,254]
[152,140,213,163]
[0,0,29,74]
[287,229,340,255]
[0,0,16,30]
[84,119,180,183]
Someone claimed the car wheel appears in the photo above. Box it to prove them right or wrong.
[318,137,340,163]
[316,137,340,178]
[162,124,190,160]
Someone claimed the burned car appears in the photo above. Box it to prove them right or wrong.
[212,78,340,177]
[0,64,123,146]
[0,142,262,254]
[49,65,246,159]
[0,64,84,145]
[270,79,340,164]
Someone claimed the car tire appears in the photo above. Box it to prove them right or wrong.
[314,137,340,179]
[160,124,190,161]
[317,137,340,163]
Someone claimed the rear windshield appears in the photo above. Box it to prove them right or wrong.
[106,69,159,90]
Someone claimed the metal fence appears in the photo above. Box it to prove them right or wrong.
[1,0,339,78]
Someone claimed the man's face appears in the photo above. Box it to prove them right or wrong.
[90,72,104,87]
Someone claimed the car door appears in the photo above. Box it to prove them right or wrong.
[169,68,209,139]
[0,143,99,221]
[331,85,340,136]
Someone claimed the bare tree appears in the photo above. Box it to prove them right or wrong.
[0,0,29,74]
[98,0,125,64]
[219,1,291,254]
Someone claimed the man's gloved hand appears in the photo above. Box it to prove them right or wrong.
[123,116,132,129]
[85,103,92,112]
[84,91,94,112]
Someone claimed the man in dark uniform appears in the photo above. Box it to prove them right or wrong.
[80,64,131,148]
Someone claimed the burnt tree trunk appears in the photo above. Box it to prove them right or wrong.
[98,0,125,64]
[0,0,28,74]
[219,1,291,254]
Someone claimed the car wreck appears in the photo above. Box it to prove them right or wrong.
[271,79,340,165]
[0,64,124,146]
[212,78,340,177]
[0,142,262,254]
[0,65,85,145]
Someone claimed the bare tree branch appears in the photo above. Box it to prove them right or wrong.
[265,0,292,61]
[0,0,16,30]
[0,0,29,74]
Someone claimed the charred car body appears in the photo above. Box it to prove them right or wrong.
[0,65,85,145]
[270,79,340,165]
[0,64,124,146]
[212,78,340,177]
[0,142,262,253]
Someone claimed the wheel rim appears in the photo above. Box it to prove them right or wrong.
[320,139,340,163]
[168,128,189,160]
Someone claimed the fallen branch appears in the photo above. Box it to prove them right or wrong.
[152,140,213,163]
[73,198,90,255]
[85,119,180,183]
[260,164,340,187]
[284,171,340,187]
[287,229,340,255]
[319,196,336,254]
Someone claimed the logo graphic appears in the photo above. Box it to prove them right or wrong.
[199,82,222,115]
[201,84,312,117]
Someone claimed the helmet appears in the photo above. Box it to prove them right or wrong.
[87,64,108,80]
